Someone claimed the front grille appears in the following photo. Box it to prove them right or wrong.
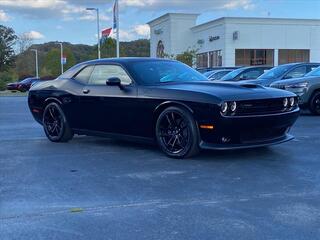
[236,98,286,116]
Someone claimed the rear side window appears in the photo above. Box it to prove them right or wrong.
[73,66,94,84]
[89,65,132,85]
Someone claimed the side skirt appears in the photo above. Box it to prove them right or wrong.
[73,128,155,145]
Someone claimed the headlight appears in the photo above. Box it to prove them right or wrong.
[230,101,237,112]
[289,97,295,107]
[221,102,228,114]
[283,98,288,108]
[285,82,308,89]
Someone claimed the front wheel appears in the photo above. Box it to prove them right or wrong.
[309,91,320,115]
[156,106,200,158]
[43,102,74,142]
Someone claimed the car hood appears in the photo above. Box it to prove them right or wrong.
[271,76,320,86]
[152,81,294,101]
[7,82,19,86]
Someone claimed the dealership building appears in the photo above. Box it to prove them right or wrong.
[147,13,320,68]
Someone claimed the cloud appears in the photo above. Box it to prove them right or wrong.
[79,11,110,21]
[0,9,10,21]
[22,31,45,40]
[119,0,255,11]
[0,0,113,20]
[113,24,150,41]
[134,24,150,38]
[222,0,255,10]
[0,0,255,20]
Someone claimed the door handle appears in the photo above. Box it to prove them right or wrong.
[83,89,90,94]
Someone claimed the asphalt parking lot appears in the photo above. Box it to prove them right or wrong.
[1,96,320,240]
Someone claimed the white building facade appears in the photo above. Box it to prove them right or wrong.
[147,13,320,68]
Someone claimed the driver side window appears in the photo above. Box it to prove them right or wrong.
[238,70,261,80]
[284,66,307,79]
[89,65,132,85]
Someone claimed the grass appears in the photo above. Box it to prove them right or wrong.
[0,90,28,97]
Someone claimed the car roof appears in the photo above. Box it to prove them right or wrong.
[278,62,320,67]
[82,57,174,65]
[239,66,272,70]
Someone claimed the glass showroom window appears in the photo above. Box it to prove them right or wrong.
[235,49,274,66]
[196,53,208,68]
[278,49,310,65]
[209,50,222,67]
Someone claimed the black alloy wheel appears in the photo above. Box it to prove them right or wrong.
[156,106,199,158]
[309,91,320,115]
[43,102,73,142]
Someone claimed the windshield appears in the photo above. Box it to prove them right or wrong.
[305,66,320,77]
[128,60,208,85]
[203,71,215,77]
[258,64,293,79]
[220,68,244,81]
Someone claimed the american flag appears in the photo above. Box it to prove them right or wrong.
[102,28,112,38]
[113,0,118,30]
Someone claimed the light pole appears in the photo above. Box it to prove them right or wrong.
[56,42,64,74]
[30,49,39,78]
[86,7,101,59]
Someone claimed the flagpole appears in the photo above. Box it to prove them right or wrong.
[97,8,101,59]
[116,0,120,58]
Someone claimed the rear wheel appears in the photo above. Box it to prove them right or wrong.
[43,102,74,142]
[309,91,320,115]
[156,106,200,158]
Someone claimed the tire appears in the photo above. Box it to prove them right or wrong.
[42,102,74,142]
[155,106,200,158]
[309,91,320,115]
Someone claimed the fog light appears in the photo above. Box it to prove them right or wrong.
[222,137,231,143]
[283,98,288,108]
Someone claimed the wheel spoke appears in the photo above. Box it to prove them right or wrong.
[44,105,63,138]
[165,114,172,126]
[157,110,192,154]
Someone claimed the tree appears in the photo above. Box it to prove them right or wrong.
[16,33,33,54]
[0,25,17,71]
[175,49,198,67]
[44,47,76,77]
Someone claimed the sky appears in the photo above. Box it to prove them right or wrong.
[0,0,319,45]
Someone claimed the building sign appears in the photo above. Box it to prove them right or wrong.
[197,39,204,45]
[61,55,67,65]
[209,35,220,42]
[233,31,239,40]
[154,29,163,35]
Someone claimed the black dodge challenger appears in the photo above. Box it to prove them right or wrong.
[28,58,300,158]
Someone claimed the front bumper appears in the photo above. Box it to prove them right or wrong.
[199,108,300,149]
[200,134,293,150]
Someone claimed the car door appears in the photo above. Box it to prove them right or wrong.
[80,64,138,135]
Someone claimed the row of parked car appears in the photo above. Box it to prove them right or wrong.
[6,76,53,92]
[199,62,320,115]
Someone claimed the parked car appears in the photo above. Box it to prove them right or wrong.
[197,66,239,74]
[220,66,271,81]
[204,69,233,81]
[270,66,320,115]
[243,63,320,87]
[28,58,299,158]
[6,77,40,92]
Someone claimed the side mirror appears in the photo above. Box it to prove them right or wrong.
[106,77,121,87]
